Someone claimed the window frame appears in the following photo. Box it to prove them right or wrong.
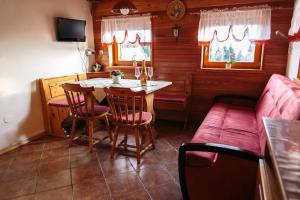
[112,39,152,66]
[201,43,264,70]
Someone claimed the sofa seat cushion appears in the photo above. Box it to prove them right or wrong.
[187,103,260,167]
[154,94,187,103]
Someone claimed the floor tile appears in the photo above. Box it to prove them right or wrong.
[35,186,73,200]
[106,171,144,198]
[71,162,103,184]
[12,151,42,165]
[19,142,45,154]
[114,189,151,200]
[0,149,19,164]
[73,176,110,200]
[36,169,71,192]
[137,166,174,189]
[70,152,98,168]
[42,147,69,161]
[0,176,37,199]
[44,140,69,150]
[2,162,38,182]
[154,149,178,165]
[164,162,180,184]
[12,194,35,200]
[0,120,193,200]
[148,182,182,200]
[101,158,135,178]
[39,156,70,176]
[69,144,90,156]
[129,151,163,171]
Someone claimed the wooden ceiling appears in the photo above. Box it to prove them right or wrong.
[89,0,293,17]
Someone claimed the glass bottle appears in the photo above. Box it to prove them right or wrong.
[140,60,148,86]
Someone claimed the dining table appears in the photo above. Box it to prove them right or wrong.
[75,77,172,125]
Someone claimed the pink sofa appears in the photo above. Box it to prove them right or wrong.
[179,74,300,200]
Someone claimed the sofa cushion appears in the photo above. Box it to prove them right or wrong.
[187,103,260,167]
[256,74,300,154]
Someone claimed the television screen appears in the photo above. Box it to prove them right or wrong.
[57,18,86,42]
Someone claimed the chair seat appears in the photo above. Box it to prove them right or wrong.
[121,111,152,123]
[77,105,110,117]
[49,95,84,107]
[154,94,187,103]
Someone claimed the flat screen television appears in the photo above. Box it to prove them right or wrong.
[57,18,86,42]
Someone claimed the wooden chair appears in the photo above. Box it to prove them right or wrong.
[104,87,155,164]
[62,83,111,152]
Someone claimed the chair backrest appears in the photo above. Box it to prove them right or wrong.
[104,87,146,125]
[62,83,95,118]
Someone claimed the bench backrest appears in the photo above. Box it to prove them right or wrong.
[39,75,79,104]
[154,73,192,97]
[256,74,300,154]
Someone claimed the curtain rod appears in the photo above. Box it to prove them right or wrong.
[95,13,158,21]
[189,5,292,15]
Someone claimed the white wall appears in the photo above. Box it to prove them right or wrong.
[0,0,95,151]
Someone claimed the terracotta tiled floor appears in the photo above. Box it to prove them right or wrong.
[0,121,196,200]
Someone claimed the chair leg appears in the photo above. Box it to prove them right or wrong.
[183,118,188,130]
[88,120,94,152]
[135,127,141,164]
[124,127,128,152]
[104,115,112,141]
[110,125,119,159]
[147,124,155,150]
[69,118,77,147]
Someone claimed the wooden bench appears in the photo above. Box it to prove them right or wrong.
[39,74,82,137]
[39,72,111,137]
[153,73,192,128]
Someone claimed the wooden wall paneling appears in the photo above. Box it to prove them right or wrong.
[92,0,292,17]
[92,1,293,123]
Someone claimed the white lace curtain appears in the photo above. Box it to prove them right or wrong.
[198,6,271,44]
[288,0,300,41]
[101,16,152,45]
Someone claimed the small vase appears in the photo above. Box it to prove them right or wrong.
[225,63,232,69]
[112,75,121,84]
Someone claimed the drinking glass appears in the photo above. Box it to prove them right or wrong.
[135,67,141,85]
[147,67,153,86]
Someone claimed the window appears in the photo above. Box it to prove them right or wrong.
[202,27,263,69]
[101,16,152,66]
[198,7,271,70]
[112,39,151,65]
[118,41,151,61]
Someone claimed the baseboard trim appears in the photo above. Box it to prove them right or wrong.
[0,131,46,155]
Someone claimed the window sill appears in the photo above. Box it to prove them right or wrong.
[196,67,264,74]
[201,67,262,71]
[106,65,134,70]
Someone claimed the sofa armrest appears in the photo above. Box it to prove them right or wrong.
[178,143,262,200]
[213,94,258,107]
